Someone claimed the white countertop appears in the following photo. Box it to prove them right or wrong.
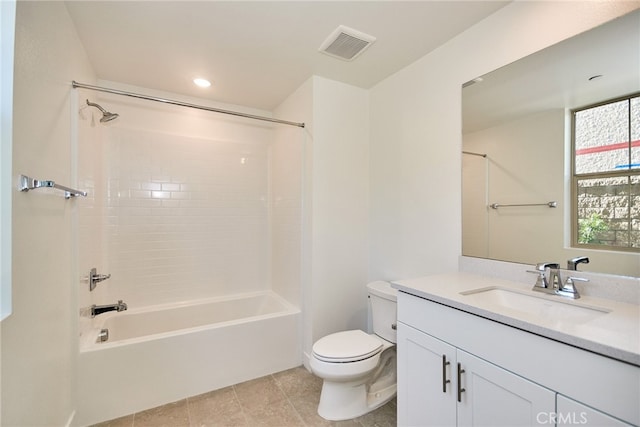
[392,272,640,366]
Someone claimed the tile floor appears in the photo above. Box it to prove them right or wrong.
[93,366,397,427]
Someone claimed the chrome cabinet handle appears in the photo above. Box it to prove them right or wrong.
[457,363,466,402]
[442,355,451,392]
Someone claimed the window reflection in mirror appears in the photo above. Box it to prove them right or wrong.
[462,10,640,277]
[572,94,640,251]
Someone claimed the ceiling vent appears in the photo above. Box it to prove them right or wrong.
[319,25,376,61]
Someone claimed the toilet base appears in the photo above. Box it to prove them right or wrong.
[317,379,396,421]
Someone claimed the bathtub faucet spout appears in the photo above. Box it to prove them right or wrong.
[90,300,127,317]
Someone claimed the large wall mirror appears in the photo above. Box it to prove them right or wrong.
[462,9,640,277]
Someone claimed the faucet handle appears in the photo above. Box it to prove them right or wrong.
[527,268,549,289]
[567,256,590,270]
[556,276,589,299]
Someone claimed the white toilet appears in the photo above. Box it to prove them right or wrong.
[310,281,397,421]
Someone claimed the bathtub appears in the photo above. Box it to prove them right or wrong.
[76,291,301,426]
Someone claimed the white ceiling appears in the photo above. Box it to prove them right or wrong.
[462,9,640,133]
[64,1,509,111]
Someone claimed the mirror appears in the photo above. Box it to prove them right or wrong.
[462,10,640,277]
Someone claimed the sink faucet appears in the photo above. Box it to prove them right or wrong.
[547,264,563,291]
[90,300,127,317]
[567,256,589,271]
[529,262,559,293]
[529,263,589,299]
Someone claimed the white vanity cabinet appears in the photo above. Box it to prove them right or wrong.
[398,322,555,426]
[556,395,633,427]
[397,290,640,427]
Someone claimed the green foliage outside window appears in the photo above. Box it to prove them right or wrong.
[578,213,610,244]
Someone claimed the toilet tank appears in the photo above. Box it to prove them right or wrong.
[367,281,398,344]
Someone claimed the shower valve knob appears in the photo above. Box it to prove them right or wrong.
[89,268,111,291]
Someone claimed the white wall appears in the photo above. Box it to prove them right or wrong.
[2,2,95,425]
[310,76,370,345]
[463,110,565,264]
[369,1,640,281]
[0,0,15,412]
[275,76,370,363]
[273,81,312,308]
[0,0,15,322]
[273,78,315,362]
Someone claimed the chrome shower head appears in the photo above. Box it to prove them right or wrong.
[100,111,119,123]
[86,99,119,123]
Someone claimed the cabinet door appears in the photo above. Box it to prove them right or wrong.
[557,395,634,427]
[398,322,457,427]
[456,350,555,427]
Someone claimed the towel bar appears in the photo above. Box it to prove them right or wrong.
[489,201,557,209]
[19,174,87,199]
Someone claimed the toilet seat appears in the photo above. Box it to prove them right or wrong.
[312,330,383,363]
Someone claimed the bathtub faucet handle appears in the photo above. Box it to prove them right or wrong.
[89,268,111,291]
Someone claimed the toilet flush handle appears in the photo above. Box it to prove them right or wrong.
[391,323,397,330]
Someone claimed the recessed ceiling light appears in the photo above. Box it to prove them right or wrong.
[193,78,211,88]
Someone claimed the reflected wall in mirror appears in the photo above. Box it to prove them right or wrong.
[462,9,640,277]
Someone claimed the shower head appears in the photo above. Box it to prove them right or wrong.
[86,99,119,123]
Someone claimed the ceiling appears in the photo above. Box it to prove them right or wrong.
[462,8,640,133]
[64,1,509,111]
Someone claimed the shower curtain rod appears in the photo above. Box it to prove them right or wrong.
[72,81,305,128]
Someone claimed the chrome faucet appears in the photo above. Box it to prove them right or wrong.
[529,262,559,293]
[547,264,563,291]
[90,300,127,317]
[529,262,589,299]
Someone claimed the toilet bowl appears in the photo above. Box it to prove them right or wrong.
[310,281,397,421]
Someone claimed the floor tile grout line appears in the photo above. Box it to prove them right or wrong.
[230,381,251,425]
[270,372,309,427]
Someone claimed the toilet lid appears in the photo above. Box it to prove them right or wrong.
[313,330,383,363]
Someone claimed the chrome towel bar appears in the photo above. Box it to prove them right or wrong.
[489,201,557,209]
[19,174,87,199]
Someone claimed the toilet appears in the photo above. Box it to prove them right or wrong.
[310,281,397,421]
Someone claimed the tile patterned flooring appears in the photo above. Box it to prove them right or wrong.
[93,366,397,427]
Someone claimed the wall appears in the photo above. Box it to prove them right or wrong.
[0,0,15,412]
[463,110,565,264]
[2,2,95,425]
[273,78,314,362]
[77,90,285,312]
[1,0,15,322]
[273,80,312,308]
[275,76,370,364]
[310,77,370,347]
[369,1,640,281]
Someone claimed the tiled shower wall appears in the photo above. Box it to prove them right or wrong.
[105,127,270,304]
[77,89,303,321]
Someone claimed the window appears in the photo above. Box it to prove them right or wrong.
[572,93,639,251]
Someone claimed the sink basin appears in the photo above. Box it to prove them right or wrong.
[460,286,611,323]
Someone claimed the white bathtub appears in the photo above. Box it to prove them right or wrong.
[76,291,301,426]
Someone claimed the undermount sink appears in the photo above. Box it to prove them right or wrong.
[460,286,611,323]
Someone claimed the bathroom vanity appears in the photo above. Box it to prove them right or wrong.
[392,273,640,427]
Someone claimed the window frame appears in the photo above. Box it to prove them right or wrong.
[571,92,640,253]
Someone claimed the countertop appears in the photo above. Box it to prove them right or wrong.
[392,272,640,367]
